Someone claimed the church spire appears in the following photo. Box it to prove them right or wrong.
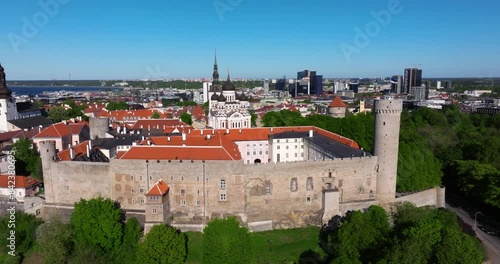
[0,63,12,99]
[212,50,220,91]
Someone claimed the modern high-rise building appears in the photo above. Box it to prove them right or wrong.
[403,68,422,94]
[390,75,403,94]
[444,81,452,90]
[296,70,323,96]
[411,86,428,101]
[349,79,359,93]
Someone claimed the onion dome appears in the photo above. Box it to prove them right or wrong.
[222,72,236,91]
[240,93,248,101]
[211,93,219,100]
[218,94,227,102]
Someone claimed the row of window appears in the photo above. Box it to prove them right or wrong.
[246,150,268,156]
[277,145,303,150]
[276,139,302,143]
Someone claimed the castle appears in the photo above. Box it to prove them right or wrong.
[40,97,445,233]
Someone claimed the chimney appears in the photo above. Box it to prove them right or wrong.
[86,146,90,158]
[167,136,171,142]
[239,129,242,134]
[182,133,186,141]
[142,136,145,141]
[124,126,127,134]
[147,140,151,145]
[212,129,215,134]
[88,140,92,150]
[201,130,204,135]
[70,147,75,159]
[207,134,211,140]
[148,125,150,130]
[226,129,230,134]
[309,130,313,138]
[270,127,274,132]
[62,120,67,125]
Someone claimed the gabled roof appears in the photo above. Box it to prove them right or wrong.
[0,130,22,142]
[16,101,41,113]
[119,145,241,161]
[12,128,42,140]
[34,121,88,139]
[0,175,40,189]
[146,179,169,196]
[9,116,53,130]
[34,122,71,138]
[329,96,347,108]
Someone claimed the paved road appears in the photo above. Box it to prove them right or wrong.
[446,204,500,264]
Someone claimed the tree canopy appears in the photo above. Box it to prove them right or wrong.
[180,112,193,125]
[70,197,124,254]
[12,139,42,179]
[202,217,254,264]
[320,204,484,264]
[137,224,187,264]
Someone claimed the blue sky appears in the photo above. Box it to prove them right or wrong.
[1,0,499,80]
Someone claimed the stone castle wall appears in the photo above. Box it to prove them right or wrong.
[42,156,380,228]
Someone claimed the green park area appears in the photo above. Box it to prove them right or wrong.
[185,226,322,264]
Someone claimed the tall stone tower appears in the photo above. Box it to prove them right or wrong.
[39,141,57,204]
[373,98,402,206]
[89,117,109,139]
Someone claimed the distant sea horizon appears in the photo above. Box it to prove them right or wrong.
[10,86,122,96]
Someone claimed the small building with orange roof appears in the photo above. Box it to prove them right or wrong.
[328,96,347,118]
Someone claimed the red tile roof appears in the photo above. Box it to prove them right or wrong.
[329,96,347,108]
[0,130,22,142]
[34,120,88,139]
[146,179,169,196]
[97,109,169,121]
[0,175,40,189]
[119,145,241,161]
[191,105,205,120]
[58,141,89,161]
[131,119,186,130]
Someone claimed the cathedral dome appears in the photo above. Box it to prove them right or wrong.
[211,93,219,100]
[240,93,248,101]
[218,94,227,102]
[222,74,235,91]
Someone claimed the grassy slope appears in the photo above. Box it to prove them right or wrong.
[186,226,322,264]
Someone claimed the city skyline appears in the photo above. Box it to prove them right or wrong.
[1,0,499,80]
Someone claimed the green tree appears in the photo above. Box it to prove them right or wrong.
[114,218,142,264]
[329,206,390,263]
[202,217,254,264]
[48,106,69,122]
[151,112,161,119]
[70,197,124,255]
[0,212,43,261]
[12,139,42,179]
[435,227,483,264]
[35,220,74,264]
[137,225,186,264]
[180,112,193,125]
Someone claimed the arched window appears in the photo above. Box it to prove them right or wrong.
[306,177,313,191]
[220,179,226,189]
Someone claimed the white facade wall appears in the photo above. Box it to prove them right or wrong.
[0,98,18,132]
[236,140,270,164]
[270,137,306,163]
